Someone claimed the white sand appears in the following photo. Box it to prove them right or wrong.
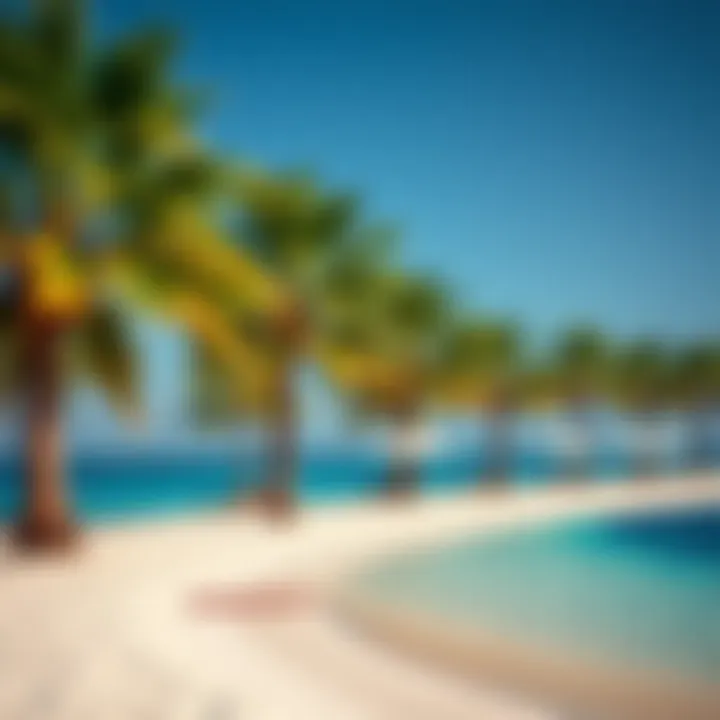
[0,474,718,719]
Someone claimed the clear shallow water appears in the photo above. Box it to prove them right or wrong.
[0,449,690,522]
[359,507,720,685]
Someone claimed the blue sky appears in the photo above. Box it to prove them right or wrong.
[86,0,720,440]
[100,0,720,339]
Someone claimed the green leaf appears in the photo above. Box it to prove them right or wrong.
[76,303,140,418]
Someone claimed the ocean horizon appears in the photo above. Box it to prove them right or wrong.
[0,445,709,524]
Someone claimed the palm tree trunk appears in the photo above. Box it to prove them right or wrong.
[13,316,75,550]
[258,360,297,520]
[384,406,420,500]
[686,406,711,471]
[563,403,592,482]
[483,405,512,487]
[633,412,660,479]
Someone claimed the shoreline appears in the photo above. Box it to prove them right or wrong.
[0,474,718,718]
[333,476,720,720]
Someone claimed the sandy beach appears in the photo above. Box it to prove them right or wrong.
[0,474,718,719]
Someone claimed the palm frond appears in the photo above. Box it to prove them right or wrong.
[74,302,139,417]
[33,0,86,74]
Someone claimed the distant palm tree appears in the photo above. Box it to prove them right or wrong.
[323,270,448,499]
[550,326,609,481]
[439,320,521,487]
[219,171,360,518]
[613,342,671,479]
[0,1,271,549]
[670,342,720,470]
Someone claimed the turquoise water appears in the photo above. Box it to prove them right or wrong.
[0,451,476,521]
[360,507,720,685]
[0,449,668,522]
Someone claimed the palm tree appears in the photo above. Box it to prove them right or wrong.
[323,270,448,499]
[0,1,274,549]
[670,342,720,470]
[612,341,671,479]
[439,319,521,487]
[217,170,359,519]
[550,326,609,481]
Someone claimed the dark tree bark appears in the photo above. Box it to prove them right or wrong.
[685,405,714,471]
[254,299,308,521]
[483,404,513,488]
[562,400,593,483]
[632,411,661,480]
[385,456,419,500]
[480,383,518,489]
[257,360,297,521]
[12,201,83,550]
[13,314,76,551]
[384,405,420,501]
